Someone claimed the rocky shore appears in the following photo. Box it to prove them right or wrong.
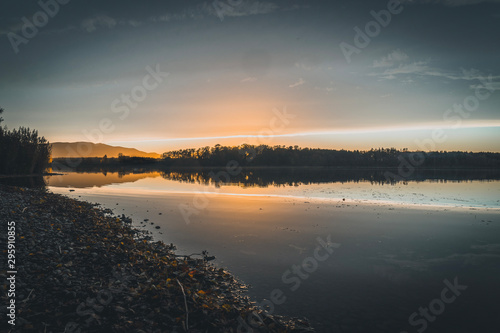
[0,185,313,332]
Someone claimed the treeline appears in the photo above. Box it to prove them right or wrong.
[51,154,159,173]
[161,144,500,168]
[51,144,500,171]
[0,108,51,175]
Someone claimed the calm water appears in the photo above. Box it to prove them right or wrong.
[40,170,500,332]
[45,169,500,208]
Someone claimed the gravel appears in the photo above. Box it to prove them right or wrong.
[0,185,313,332]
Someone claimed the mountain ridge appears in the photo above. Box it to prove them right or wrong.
[51,142,161,159]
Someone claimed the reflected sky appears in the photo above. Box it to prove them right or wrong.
[46,171,500,208]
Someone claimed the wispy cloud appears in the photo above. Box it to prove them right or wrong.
[289,78,305,88]
[315,86,336,92]
[373,50,409,68]
[470,82,500,91]
[155,1,280,22]
[295,61,318,71]
[375,64,500,85]
[206,1,279,18]
[241,77,257,83]
[371,51,500,86]
[371,51,430,78]
[79,1,284,33]
[81,15,117,32]
[315,81,336,92]
[380,61,431,77]
[400,0,500,6]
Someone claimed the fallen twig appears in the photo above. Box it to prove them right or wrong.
[23,288,35,303]
[177,279,189,332]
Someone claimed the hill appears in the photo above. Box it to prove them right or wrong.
[51,142,161,159]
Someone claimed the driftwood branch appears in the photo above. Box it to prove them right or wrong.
[177,280,189,331]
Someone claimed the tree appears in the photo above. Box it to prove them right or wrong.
[0,107,52,175]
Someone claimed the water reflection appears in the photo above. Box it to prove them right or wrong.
[46,167,500,189]
[159,167,500,187]
[0,175,46,188]
[46,171,161,188]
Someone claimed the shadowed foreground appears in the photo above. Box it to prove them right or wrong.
[0,186,312,332]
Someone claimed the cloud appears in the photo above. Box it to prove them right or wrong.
[375,61,431,78]
[295,61,318,71]
[314,83,336,92]
[79,2,284,32]
[127,20,142,27]
[314,87,335,93]
[400,0,500,6]
[289,78,305,88]
[155,1,280,22]
[373,50,409,68]
[241,77,257,83]
[470,82,500,91]
[376,64,497,82]
[208,1,279,17]
[372,50,431,79]
[471,244,500,251]
[80,15,147,32]
[153,8,204,22]
[371,59,500,93]
[81,15,117,32]
[380,74,397,80]
[371,53,500,86]
[422,68,500,85]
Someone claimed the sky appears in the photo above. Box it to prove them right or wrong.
[0,0,499,153]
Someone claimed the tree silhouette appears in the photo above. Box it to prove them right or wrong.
[158,144,500,169]
[0,107,52,175]
[53,144,500,172]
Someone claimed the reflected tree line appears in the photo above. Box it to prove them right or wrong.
[47,156,500,187]
[158,167,500,187]
[40,144,500,188]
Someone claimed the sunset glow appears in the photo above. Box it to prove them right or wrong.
[1,1,499,154]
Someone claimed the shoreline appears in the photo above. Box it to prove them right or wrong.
[0,185,313,332]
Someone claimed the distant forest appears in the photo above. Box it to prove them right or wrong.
[0,108,51,175]
[51,144,500,171]
[160,145,500,168]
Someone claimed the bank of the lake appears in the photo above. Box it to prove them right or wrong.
[50,184,500,333]
[0,185,312,332]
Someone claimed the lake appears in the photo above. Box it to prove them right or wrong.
[40,169,500,332]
